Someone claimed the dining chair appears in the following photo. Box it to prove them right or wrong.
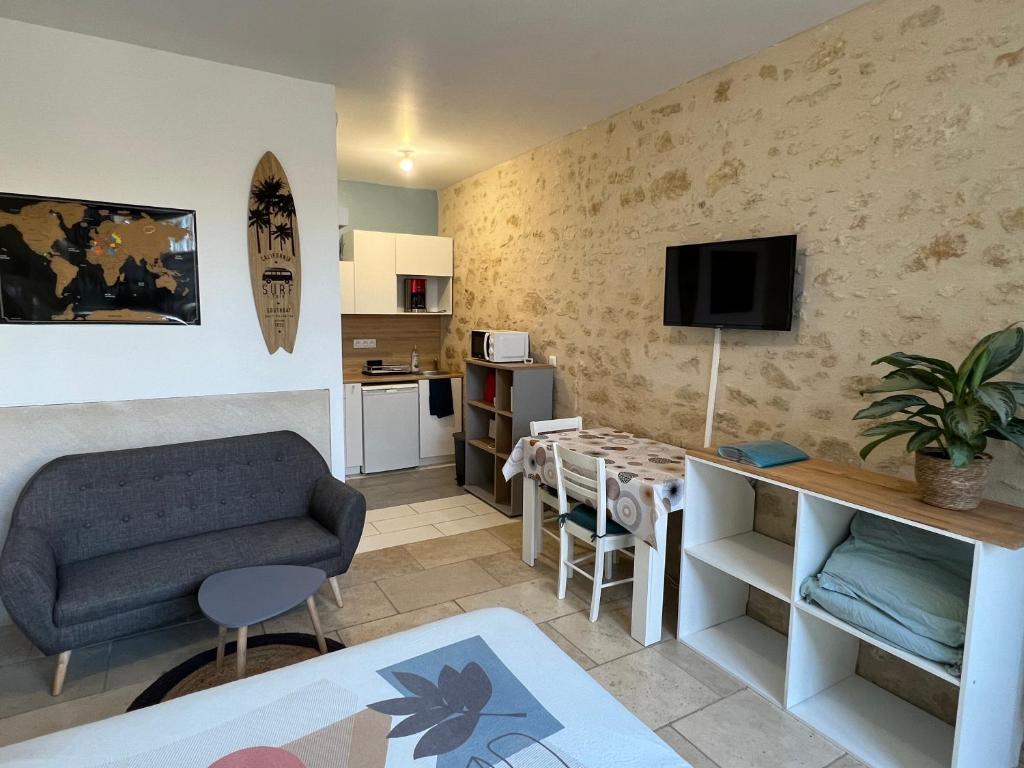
[553,444,635,622]
[529,417,583,555]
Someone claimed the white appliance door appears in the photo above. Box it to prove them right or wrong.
[361,383,420,473]
[343,382,364,471]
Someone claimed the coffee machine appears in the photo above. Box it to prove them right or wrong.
[404,278,427,312]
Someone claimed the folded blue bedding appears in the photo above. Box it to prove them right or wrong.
[718,440,809,468]
[799,511,972,673]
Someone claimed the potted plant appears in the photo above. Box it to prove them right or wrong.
[855,324,1024,511]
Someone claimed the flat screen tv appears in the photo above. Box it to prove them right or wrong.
[663,234,797,331]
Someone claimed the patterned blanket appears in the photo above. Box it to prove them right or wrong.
[0,609,688,768]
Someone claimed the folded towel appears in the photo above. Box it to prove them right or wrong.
[428,378,455,418]
[718,440,809,468]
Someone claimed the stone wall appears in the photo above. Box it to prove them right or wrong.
[439,0,1024,504]
[440,0,1022,723]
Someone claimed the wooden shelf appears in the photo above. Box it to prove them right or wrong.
[795,600,960,686]
[462,359,553,520]
[464,484,512,516]
[467,399,513,417]
[686,531,794,602]
[791,676,954,768]
[467,436,496,455]
[687,448,1024,549]
[681,616,787,706]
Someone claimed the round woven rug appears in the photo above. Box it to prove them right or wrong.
[128,632,344,711]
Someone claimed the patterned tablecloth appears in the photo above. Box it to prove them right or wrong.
[501,426,686,551]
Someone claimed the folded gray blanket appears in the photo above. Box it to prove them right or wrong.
[799,511,972,675]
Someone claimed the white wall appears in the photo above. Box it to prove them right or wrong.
[0,19,345,473]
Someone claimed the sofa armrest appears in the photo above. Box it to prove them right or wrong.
[0,526,61,654]
[309,475,367,569]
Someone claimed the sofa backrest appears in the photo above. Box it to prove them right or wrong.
[11,431,329,565]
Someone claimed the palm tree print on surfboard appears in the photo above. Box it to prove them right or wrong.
[247,151,301,353]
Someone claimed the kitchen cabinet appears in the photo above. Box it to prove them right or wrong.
[340,229,452,315]
[339,261,355,314]
[347,229,398,314]
[418,378,462,460]
[343,382,363,473]
[396,234,453,277]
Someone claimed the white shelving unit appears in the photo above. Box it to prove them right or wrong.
[677,449,1024,768]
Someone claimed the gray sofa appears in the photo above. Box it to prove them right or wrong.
[0,430,365,694]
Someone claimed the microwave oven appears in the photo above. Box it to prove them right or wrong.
[471,330,530,363]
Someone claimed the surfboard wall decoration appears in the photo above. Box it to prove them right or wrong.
[247,151,301,353]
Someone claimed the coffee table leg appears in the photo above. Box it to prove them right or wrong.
[216,625,226,671]
[236,625,248,679]
[306,596,327,654]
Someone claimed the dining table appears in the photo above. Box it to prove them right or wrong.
[501,425,686,646]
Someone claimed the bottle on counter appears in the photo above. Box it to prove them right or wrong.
[410,345,421,373]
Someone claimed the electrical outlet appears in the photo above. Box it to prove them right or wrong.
[548,355,557,367]
[353,338,376,349]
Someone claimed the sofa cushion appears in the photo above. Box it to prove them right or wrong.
[55,517,340,627]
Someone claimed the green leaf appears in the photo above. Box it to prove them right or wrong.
[852,395,930,420]
[980,326,1024,381]
[906,427,943,453]
[969,348,991,392]
[860,420,927,438]
[990,418,1024,450]
[871,353,956,375]
[861,371,941,395]
[1003,382,1024,408]
[945,402,991,441]
[859,431,905,461]
[975,383,1018,425]
[946,437,977,468]
[957,325,1024,391]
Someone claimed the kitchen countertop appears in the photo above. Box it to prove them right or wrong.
[343,371,461,385]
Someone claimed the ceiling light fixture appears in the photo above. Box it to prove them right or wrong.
[398,150,414,173]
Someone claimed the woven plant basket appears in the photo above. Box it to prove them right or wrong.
[914,448,992,511]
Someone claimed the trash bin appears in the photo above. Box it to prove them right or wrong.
[453,431,466,486]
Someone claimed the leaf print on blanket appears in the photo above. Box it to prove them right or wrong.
[369,636,563,767]
[368,663,526,758]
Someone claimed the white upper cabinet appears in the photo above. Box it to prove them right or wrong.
[348,230,398,314]
[396,234,453,277]
[341,229,453,315]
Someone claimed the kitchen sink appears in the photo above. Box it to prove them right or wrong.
[419,370,448,376]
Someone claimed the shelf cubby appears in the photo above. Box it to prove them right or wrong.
[675,449,1024,768]
[788,607,954,768]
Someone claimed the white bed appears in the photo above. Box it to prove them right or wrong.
[0,608,688,767]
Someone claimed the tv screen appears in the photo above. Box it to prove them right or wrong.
[663,235,796,330]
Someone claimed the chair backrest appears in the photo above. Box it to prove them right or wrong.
[552,444,609,537]
[531,416,583,437]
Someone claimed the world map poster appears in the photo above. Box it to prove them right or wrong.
[0,193,199,324]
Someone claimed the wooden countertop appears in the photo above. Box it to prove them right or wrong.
[343,371,461,385]
[687,447,1024,549]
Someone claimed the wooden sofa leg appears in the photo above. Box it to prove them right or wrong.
[52,651,71,696]
[328,576,344,608]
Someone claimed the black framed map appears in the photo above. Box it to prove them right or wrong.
[0,193,199,324]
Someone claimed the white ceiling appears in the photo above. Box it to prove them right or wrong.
[0,1,867,190]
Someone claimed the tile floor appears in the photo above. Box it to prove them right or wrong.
[0,468,867,767]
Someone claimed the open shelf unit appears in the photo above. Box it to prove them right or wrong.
[462,359,553,517]
[676,449,1024,768]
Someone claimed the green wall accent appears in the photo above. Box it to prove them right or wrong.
[338,180,438,235]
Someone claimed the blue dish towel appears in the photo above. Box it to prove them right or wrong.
[718,440,809,468]
[428,378,455,418]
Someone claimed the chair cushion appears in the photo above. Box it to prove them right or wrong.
[567,503,629,536]
[55,517,340,627]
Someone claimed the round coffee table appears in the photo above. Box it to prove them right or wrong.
[198,564,329,679]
